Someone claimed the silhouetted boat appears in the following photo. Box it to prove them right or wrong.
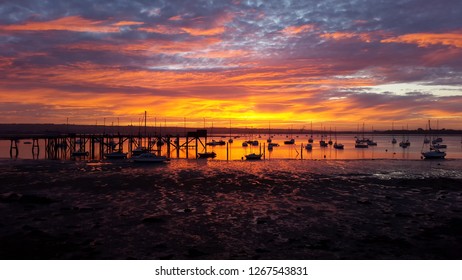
[391,122,397,144]
[284,139,295,145]
[305,143,313,150]
[245,153,262,160]
[206,140,225,146]
[366,139,377,146]
[333,128,343,149]
[422,149,446,159]
[132,153,168,163]
[355,139,368,148]
[399,140,410,148]
[198,151,217,159]
[334,143,344,149]
[308,121,314,143]
[104,151,128,159]
[432,143,447,149]
[132,146,148,156]
[268,142,279,148]
[355,123,369,148]
[242,142,249,147]
[400,126,411,148]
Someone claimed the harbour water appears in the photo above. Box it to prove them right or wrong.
[1,134,462,160]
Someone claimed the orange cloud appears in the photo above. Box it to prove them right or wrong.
[183,49,249,59]
[139,25,225,36]
[63,37,221,55]
[0,16,120,33]
[321,32,374,43]
[281,24,315,36]
[112,21,144,26]
[181,26,225,36]
[138,25,183,34]
[381,30,462,48]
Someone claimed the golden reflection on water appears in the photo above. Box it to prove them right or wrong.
[1,134,461,160]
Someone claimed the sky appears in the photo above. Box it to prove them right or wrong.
[0,0,462,130]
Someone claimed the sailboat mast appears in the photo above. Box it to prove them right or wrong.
[144,111,147,147]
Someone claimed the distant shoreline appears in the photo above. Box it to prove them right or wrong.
[1,123,461,138]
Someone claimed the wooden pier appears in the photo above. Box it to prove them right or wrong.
[0,129,212,160]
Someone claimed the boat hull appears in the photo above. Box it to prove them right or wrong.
[198,152,217,159]
[245,153,262,160]
[422,151,446,159]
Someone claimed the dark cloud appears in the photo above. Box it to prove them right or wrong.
[0,0,461,125]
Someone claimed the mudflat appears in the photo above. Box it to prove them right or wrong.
[0,159,461,259]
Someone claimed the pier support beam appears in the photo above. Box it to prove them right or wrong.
[10,139,18,158]
[32,138,40,156]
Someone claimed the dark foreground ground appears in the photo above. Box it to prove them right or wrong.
[0,159,461,259]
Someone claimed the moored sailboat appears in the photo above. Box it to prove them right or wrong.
[245,153,262,160]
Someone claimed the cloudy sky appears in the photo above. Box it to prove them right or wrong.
[1,0,461,129]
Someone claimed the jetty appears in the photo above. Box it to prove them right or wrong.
[0,129,215,160]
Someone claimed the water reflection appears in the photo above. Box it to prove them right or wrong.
[1,134,462,160]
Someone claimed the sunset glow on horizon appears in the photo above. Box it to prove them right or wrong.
[1,1,461,130]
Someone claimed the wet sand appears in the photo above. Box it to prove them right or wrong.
[0,159,461,259]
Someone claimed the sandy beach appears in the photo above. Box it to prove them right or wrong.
[0,158,461,259]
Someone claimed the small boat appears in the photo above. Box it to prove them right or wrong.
[198,151,217,159]
[305,143,313,150]
[104,151,128,159]
[132,153,168,163]
[432,143,447,149]
[365,139,377,146]
[245,153,262,160]
[432,137,443,143]
[355,140,368,148]
[132,146,148,156]
[319,140,328,147]
[242,142,249,147]
[308,122,314,143]
[206,140,226,146]
[391,122,397,144]
[332,128,343,149]
[333,142,344,149]
[268,142,279,148]
[228,138,233,144]
[423,137,430,144]
[284,139,295,145]
[399,140,410,148]
[355,123,369,148]
[422,149,446,159]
